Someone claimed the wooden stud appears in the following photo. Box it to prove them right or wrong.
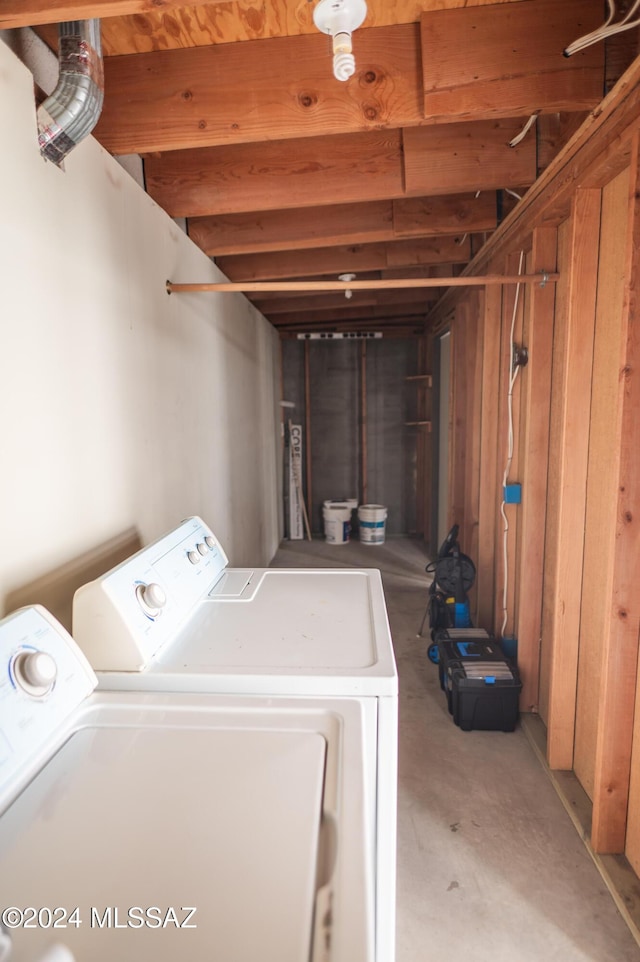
[515,227,558,712]
[449,302,468,537]
[462,288,484,616]
[591,137,640,853]
[475,281,502,630]
[492,251,525,642]
[573,168,630,803]
[545,189,601,771]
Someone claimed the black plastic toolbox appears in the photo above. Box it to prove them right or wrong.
[436,629,522,732]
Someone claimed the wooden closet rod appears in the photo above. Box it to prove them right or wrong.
[166,273,559,295]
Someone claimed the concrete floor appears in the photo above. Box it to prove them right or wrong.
[272,536,640,962]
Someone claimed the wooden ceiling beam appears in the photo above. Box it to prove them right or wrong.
[145,123,535,218]
[188,193,497,257]
[94,12,602,155]
[403,119,537,195]
[145,130,403,218]
[273,307,429,326]
[0,0,218,28]
[216,236,471,282]
[96,24,423,154]
[253,288,438,316]
[420,0,603,124]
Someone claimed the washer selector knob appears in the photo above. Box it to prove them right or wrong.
[187,550,201,565]
[136,582,167,617]
[13,650,57,697]
[197,542,209,555]
[204,536,215,550]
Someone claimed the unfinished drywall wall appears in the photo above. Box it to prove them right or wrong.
[0,40,281,619]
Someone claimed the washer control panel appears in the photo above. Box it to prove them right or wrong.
[0,606,97,800]
[72,516,229,671]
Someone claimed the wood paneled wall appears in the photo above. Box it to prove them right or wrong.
[426,59,640,863]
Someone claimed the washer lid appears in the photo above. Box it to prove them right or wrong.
[0,722,326,962]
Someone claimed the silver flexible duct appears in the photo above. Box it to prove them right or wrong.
[37,20,104,166]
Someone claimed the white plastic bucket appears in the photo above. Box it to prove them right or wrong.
[323,502,353,545]
[358,504,388,545]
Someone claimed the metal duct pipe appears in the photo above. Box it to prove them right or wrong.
[37,20,104,166]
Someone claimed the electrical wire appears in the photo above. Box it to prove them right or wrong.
[508,113,538,148]
[564,0,640,56]
[500,250,525,637]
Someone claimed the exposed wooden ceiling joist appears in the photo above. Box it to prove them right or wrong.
[188,193,498,257]
[145,130,403,218]
[216,236,472,282]
[14,0,625,336]
[97,25,422,154]
[252,287,437,316]
[420,0,603,124]
[403,120,536,195]
[94,7,603,155]
[145,122,535,218]
[273,303,431,326]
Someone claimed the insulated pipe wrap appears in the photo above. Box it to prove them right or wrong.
[37,20,104,166]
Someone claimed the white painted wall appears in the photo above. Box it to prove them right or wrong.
[0,41,282,616]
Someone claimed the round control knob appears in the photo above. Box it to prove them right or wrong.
[13,650,57,697]
[187,550,201,565]
[140,583,166,610]
[204,536,215,550]
[135,582,167,618]
[197,542,209,555]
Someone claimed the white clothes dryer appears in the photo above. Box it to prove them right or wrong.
[0,605,375,962]
[72,516,398,961]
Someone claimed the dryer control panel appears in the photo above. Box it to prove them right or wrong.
[72,516,228,671]
[0,605,97,801]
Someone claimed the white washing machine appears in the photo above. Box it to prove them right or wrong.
[71,516,398,962]
[0,605,376,962]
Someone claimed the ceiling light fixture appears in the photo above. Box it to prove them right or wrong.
[313,0,368,82]
[338,272,357,298]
